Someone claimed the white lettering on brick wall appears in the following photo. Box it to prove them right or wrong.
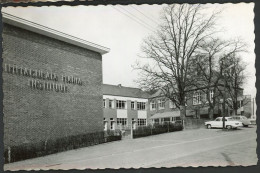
[4,63,84,93]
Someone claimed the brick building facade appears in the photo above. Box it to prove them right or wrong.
[2,13,109,148]
[102,84,253,128]
[102,84,150,130]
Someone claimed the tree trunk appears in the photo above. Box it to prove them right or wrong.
[180,105,186,129]
[233,109,238,115]
[180,105,186,120]
[209,107,214,120]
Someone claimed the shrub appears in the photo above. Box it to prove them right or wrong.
[133,123,183,139]
[4,130,121,163]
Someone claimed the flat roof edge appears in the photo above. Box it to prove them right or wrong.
[2,12,110,55]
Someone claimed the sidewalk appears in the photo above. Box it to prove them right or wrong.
[4,127,257,170]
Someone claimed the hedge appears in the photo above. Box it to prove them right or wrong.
[4,130,121,163]
[133,122,183,138]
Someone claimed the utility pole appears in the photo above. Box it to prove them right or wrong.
[221,57,235,130]
[223,78,226,129]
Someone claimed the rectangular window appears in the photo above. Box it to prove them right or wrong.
[104,119,107,131]
[137,118,146,126]
[154,118,159,124]
[103,99,106,108]
[193,92,201,105]
[158,99,165,110]
[116,100,126,109]
[131,101,135,110]
[109,100,113,108]
[169,100,176,109]
[110,118,115,130]
[238,100,243,109]
[163,117,170,122]
[210,90,214,102]
[117,118,127,128]
[172,117,177,121]
[150,101,156,111]
[137,102,146,110]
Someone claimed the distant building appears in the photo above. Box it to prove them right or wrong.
[102,84,253,129]
[235,95,254,118]
[102,84,150,130]
[148,90,182,125]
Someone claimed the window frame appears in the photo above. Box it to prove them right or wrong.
[108,100,113,108]
[131,101,135,110]
[210,90,214,102]
[137,118,146,126]
[150,101,156,111]
[169,100,176,109]
[103,99,106,108]
[137,102,146,110]
[117,118,127,127]
[116,100,126,109]
[158,98,166,110]
[193,92,202,105]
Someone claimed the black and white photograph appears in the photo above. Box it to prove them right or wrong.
[1,1,257,170]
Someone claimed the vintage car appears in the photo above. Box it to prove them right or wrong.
[232,116,252,127]
[205,117,243,129]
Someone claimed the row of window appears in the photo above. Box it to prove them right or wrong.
[152,117,181,124]
[150,99,177,110]
[103,90,214,110]
[103,99,146,110]
[193,90,214,105]
[150,90,214,109]
[104,118,147,130]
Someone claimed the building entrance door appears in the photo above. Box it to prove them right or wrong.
[110,119,115,130]
[132,121,137,129]
[104,121,108,131]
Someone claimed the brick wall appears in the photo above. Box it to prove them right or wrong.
[3,24,104,147]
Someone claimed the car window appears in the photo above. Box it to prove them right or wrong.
[227,118,234,121]
[215,118,221,121]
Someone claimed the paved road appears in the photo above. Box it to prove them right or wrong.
[4,126,257,170]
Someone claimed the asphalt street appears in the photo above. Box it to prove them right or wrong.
[4,126,257,170]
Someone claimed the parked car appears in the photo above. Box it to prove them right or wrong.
[232,116,252,127]
[205,117,243,129]
[248,118,256,125]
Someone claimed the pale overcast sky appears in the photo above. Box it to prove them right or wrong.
[2,3,255,97]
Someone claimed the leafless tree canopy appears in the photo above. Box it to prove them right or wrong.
[220,54,249,115]
[134,4,248,119]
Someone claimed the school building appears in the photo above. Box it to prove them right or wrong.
[102,84,150,130]
[2,12,110,148]
[102,84,253,130]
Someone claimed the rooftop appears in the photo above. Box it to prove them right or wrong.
[2,12,110,55]
[102,84,150,99]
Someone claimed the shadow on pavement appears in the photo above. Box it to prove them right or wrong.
[221,152,236,166]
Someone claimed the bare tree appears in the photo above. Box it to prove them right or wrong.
[220,54,249,115]
[134,4,220,121]
[194,38,247,119]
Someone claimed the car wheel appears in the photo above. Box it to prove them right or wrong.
[243,124,248,127]
[226,125,232,130]
[207,124,212,129]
